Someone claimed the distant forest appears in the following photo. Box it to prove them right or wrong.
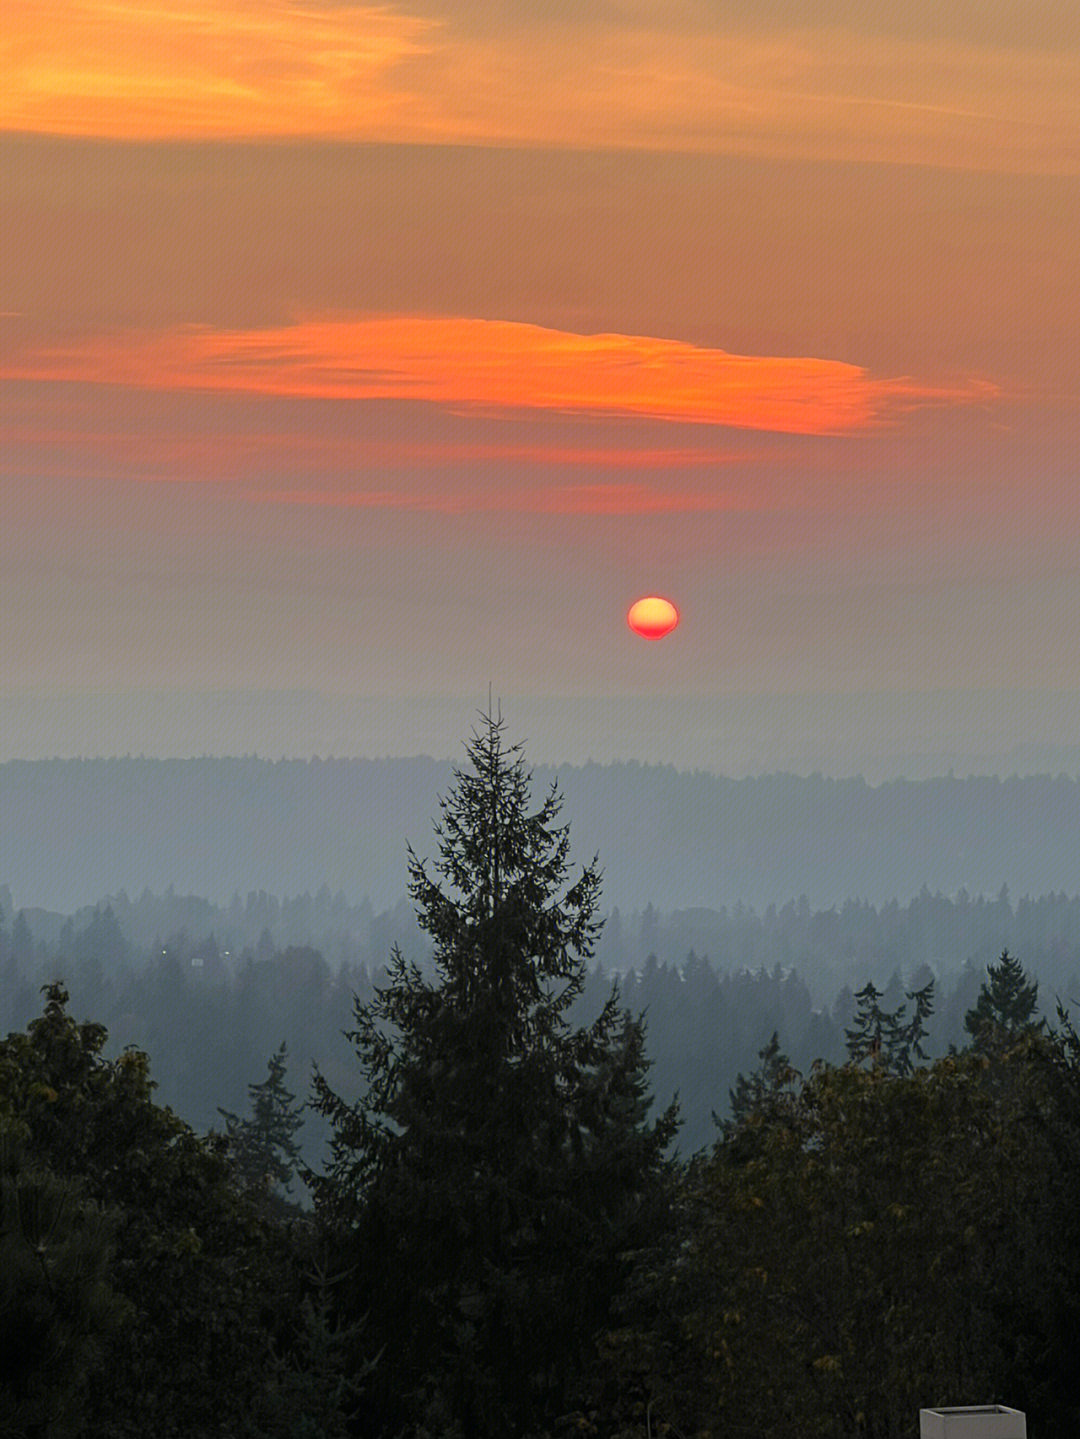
[3,756,1080,913]
[3,883,1079,1159]
[6,722,1080,1435]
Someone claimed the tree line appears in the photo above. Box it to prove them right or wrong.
[2,902,1072,1159]
[7,873,1080,1007]
[3,716,1080,1435]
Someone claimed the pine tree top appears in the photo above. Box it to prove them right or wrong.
[304,708,677,1238]
[405,708,603,1028]
[964,948,1042,1047]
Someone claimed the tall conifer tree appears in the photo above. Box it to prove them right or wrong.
[305,710,678,1434]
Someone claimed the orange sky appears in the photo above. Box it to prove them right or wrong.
[7,0,1080,172]
[1,0,1078,772]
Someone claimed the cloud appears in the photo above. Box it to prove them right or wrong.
[1,315,994,436]
[0,404,745,485]
[3,0,1077,171]
[3,0,433,141]
[241,482,755,515]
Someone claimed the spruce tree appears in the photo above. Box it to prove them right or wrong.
[218,1041,305,1211]
[723,1031,799,1132]
[965,948,1043,1049]
[845,981,892,1067]
[845,978,935,1075]
[305,710,678,1435]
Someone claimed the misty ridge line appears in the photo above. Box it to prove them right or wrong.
[6,689,1080,783]
[8,878,1080,1006]
[2,755,1080,919]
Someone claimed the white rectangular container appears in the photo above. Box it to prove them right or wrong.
[920,1407,1026,1439]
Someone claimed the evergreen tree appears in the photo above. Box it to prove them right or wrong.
[894,977,935,1073]
[11,910,33,969]
[965,948,1042,1049]
[723,1030,799,1132]
[305,710,678,1434]
[0,983,317,1438]
[845,981,892,1067]
[218,1041,306,1210]
[240,1252,376,1439]
[72,904,129,974]
[0,1124,132,1435]
[845,978,934,1075]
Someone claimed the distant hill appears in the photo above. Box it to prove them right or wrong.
[2,756,1079,914]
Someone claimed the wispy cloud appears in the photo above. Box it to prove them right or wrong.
[0,409,745,486]
[3,0,433,140]
[3,0,1077,171]
[242,482,756,516]
[2,315,994,436]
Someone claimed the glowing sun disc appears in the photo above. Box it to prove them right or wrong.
[628,595,679,639]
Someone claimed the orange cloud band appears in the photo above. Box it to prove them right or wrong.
[2,315,992,435]
[3,0,432,141]
[4,0,1077,172]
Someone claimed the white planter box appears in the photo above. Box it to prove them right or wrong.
[920,1407,1026,1439]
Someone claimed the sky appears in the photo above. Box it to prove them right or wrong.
[2,0,1078,776]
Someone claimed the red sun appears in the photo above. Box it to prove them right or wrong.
[627,595,680,639]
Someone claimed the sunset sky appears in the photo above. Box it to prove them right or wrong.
[2,0,1078,775]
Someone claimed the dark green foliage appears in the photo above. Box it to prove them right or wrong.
[0,1126,132,1436]
[1001,1006,1080,1427]
[0,982,373,1438]
[965,948,1043,1049]
[584,1027,1080,1438]
[305,711,678,1435]
[218,1040,306,1212]
[1,934,1079,1435]
[239,1243,377,1439]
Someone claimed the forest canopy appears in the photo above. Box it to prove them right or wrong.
[2,719,1080,1434]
